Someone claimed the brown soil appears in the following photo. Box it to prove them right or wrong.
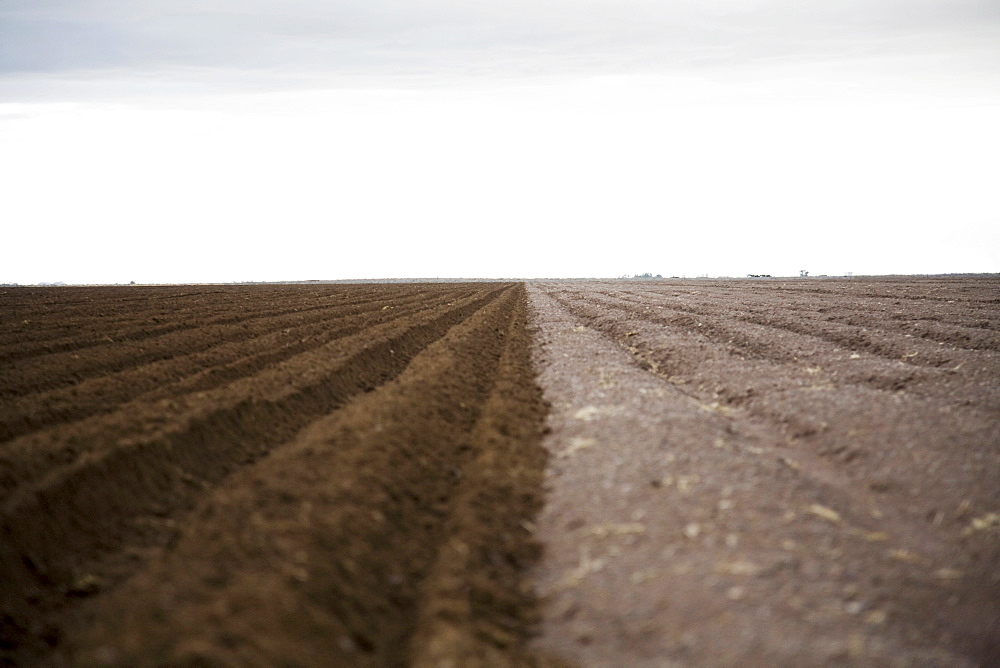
[526,278,1000,666]
[0,283,551,666]
[2,277,997,666]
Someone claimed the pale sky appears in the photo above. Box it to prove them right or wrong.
[2,1,998,283]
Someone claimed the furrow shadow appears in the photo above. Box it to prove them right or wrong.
[0,290,466,443]
[0,285,511,662]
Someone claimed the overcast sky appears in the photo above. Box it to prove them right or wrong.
[2,1,998,283]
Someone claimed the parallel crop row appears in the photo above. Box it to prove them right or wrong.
[0,283,550,666]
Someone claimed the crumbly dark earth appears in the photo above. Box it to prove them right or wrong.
[1,283,551,666]
[0,277,997,666]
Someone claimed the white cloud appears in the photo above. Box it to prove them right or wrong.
[1,1,998,281]
[3,79,998,283]
[3,1,998,85]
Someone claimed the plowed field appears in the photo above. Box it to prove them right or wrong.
[0,283,549,666]
[1,277,998,666]
[527,278,1000,666]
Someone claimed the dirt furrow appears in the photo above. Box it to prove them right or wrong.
[0,286,510,662]
[0,284,460,366]
[0,286,325,355]
[551,284,1000,410]
[56,284,550,667]
[2,278,995,666]
[0,285,501,504]
[0,289,466,443]
[604,282,1000,355]
[527,281,1000,665]
[546,287,1000,511]
[0,286,475,397]
[621,281,1000,338]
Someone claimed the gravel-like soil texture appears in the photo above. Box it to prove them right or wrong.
[0,283,551,666]
[526,278,999,666]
